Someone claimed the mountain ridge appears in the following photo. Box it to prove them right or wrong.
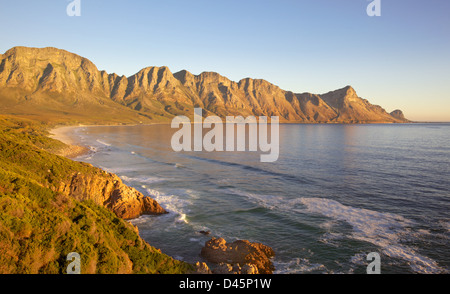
[0,46,409,124]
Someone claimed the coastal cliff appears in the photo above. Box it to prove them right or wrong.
[57,170,167,220]
[0,116,190,274]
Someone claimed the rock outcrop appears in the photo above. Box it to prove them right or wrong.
[56,171,167,220]
[390,109,407,121]
[0,46,409,124]
[192,262,213,274]
[200,237,275,274]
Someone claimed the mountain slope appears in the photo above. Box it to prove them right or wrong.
[0,47,155,124]
[0,46,409,123]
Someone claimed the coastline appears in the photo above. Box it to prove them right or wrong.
[0,119,194,274]
[48,126,90,158]
[43,122,450,274]
[45,123,277,274]
[47,122,168,159]
[46,121,428,159]
[48,125,82,145]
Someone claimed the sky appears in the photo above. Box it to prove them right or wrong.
[0,0,449,121]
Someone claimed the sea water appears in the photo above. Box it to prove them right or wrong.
[68,123,449,274]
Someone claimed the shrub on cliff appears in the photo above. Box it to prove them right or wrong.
[0,116,192,274]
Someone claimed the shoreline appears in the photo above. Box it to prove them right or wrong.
[47,122,168,159]
[46,121,433,162]
[46,124,199,271]
[45,122,449,274]
[48,125,91,158]
[48,125,82,145]
[46,123,278,274]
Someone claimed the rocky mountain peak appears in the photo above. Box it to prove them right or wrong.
[390,109,407,121]
[0,46,409,124]
[343,85,357,96]
[173,69,196,85]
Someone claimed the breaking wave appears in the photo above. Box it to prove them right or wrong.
[300,197,446,274]
[146,188,191,225]
[226,188,445,274]
[95,139,111,146]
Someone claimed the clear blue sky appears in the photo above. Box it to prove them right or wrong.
[1,0,449,121]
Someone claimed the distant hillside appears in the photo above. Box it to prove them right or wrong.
[0,46,408,124]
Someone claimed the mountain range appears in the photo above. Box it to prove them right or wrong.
[0,46,408,124]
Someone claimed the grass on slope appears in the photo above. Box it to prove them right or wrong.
[0,115,192,274]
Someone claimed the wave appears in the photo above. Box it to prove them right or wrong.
[300,197,446,274]
[185,155,312,184]
[226,188,446,273]
[440,220,450,232]
[225,188,304,214]
[273,258,326,274]
[120,175,168,185]
[145,188,191,225]
[95,139,111,146]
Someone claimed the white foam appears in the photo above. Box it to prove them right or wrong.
[226,188,288,211]
[177,213,189,224]
[349,253,367,266]
[96,139,111,146]
[273,258,326,274]
[146,188,191,225]
[319,232,344,246]
[440,220,450,232]
[120,175,167,185]
[346,253,369,274]
[222,188,447,273]
[300,197,445,274]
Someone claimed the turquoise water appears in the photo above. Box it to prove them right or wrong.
[69,123,449,274]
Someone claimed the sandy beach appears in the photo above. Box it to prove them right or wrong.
[48,125,90,158]
[49,126,82,145]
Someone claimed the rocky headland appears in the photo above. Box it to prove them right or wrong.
[46,125,275,274]
[0,117,189,274]
[56,169,167,220]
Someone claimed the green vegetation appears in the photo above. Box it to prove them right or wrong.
[0,115,193,274]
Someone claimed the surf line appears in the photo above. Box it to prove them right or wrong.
[171,108,279,162]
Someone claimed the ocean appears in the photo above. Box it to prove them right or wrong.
[66,123,449,274]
